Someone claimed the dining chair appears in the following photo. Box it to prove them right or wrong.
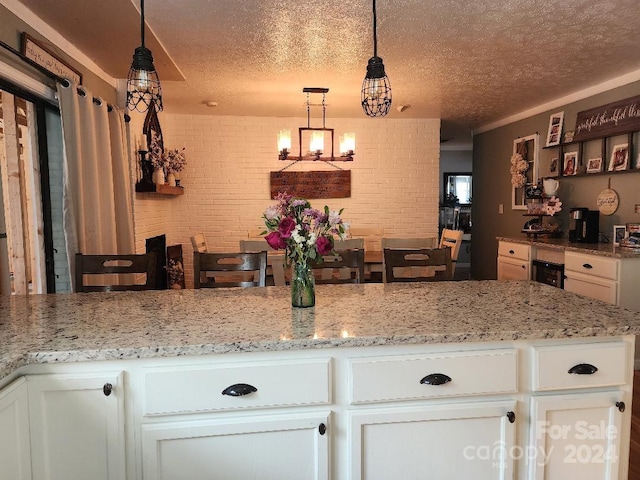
[239,239,286,287]
[383,247,453,282]
[193,251,267,288]
[75,252,158,292]
[380,237,439,281]
[439,229,464,273]
[313,249,365,284]
[190,233,208,253]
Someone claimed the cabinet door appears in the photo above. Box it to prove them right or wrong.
[141,412,330,480]
[350,401,516,480]
[0,377,31,480]
[28,372,125,480]
[529,392,626,480]
[498,257,530,281]
[564,272,618,305]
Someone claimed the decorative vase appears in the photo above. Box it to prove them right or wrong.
[153,168,165,185]
[291,262,315,308]
[167,172,176,187]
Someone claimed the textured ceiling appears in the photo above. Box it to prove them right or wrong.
[13,0,640,145]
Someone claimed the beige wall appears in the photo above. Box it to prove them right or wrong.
[131,114,441,287]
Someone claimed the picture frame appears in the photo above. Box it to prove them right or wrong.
[563,151,578,176]
[613,225,627,246]
[546,111,564,147]
[563,130,575,144]
[586,157,602,173]
[549,157,558,174]
[608,143,629,171]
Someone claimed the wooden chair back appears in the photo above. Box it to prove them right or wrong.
[314,249,365,284]
[194,251,267,288]
[333,238,365,250]
[439,229,464,273]
[348,227,382,252]
[239,239,286,287]
[191,233,208,253]
[75,252,158,292]
[383,248,453,283]
[381,237,438,249]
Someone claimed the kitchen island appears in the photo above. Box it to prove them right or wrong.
[1,282,639,480]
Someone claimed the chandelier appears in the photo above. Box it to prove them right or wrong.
[126,0,163,113]
[278,88,355,162]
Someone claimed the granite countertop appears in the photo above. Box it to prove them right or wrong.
[2,282,639,382]
[497,236,640,259]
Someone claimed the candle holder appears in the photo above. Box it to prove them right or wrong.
[138,150,154,185]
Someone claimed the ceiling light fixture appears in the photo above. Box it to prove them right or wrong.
[126,0,162,113]
[278,88,355,162]
[361,0,391,117]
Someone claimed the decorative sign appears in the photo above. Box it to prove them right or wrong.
[596,188,619,216]
[21,33,82,85]
[270,170,351,199]
[573,95,640,142]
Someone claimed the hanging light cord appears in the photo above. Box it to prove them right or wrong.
[140,0,146,47]
[372,0,378,57]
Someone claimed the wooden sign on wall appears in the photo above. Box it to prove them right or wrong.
[270,170,351,199]
[573,94,640,142]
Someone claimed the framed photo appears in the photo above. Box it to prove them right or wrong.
[549,157,558,174]
[563,151,577,176]
[563,130,575,144]
[613,225,627,246]
[608,143,629,171]
[586,157,602,173]
[546,111,564,147]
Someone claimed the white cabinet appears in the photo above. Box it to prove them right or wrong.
[142,413,330,480]
[139,358,332,480]
[497,241,531,280]
[0,377,31,480]
[350,401,516,480]
[529,392,625,480]
[27,372,126,480]
[564,252,619,305]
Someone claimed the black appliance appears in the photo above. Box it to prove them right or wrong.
[569,208,599,243]
[532,260,564,288]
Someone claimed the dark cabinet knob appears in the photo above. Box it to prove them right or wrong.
[568,363,598,375]
[582,263,593,269]
[222,383,257,397]
[318,423,327,435]
[420,373,452,386]
[616,401,625,413]
[103,383,113,396]
[509,250,515,254]
[506,411,516,423]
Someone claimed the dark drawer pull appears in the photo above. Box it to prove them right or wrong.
[568,363,598,375]
[420,373,452,386]
[318,423,327,435]
[616,401,625,413]
[103,383,113,396]
[582,263,593,269]
[509,250,515,254]
[506,411,516,423]
[222,383,257,397]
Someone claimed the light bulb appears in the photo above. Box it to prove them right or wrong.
[310,131,324,154]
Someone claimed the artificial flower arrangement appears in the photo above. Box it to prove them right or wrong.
[166,258,184,289]
[148,135,186,174]
[510,152,528,187]
[262,192,347,268]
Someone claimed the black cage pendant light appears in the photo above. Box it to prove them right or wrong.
[361,0,391,117]
[126,0,163,113]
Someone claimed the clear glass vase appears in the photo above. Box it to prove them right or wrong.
[291,262,315,308]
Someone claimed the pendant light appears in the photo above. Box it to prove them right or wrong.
[126,0,163,113]
[361,0,391,117]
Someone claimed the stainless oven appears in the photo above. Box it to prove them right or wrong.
[532,260,564,288]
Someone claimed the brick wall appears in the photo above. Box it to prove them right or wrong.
[132,114,440,287]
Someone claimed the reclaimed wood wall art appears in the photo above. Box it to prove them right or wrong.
[270,170,351,199]
[573,94,640,142]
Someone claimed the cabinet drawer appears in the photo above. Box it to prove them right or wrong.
[143,359,331,416]
[564,252,618,281]
[564,272,617,305]
[498,242,530,261]
[532,342,628,391]
[349,349,517,404]
[498,258,530,281]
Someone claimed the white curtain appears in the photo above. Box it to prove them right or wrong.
[56,81,135,292]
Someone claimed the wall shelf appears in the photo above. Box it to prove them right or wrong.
[135,183,184,195]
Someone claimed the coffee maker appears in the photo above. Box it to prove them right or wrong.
[569,208,599,243]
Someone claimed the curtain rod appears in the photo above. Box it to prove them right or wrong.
[0,38,112,112]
